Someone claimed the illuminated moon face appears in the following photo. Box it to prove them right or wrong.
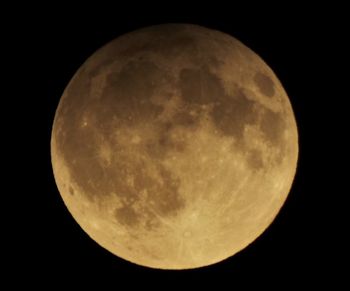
[51,24,298,269]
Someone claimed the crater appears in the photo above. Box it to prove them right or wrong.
[172,111,197,128]
[55,124,110,201]
[56,71,91,130]
[155,166,184,215]
[55,60,169,201]
[211,87,256,139]
[69,186,75,196]
[88,56,116,78]
[114,205,139,227]
[145,113,196,159]
[159,135,187,153]
[246,149,264,170]
[100,60,164,123]
[254,72,275,97]
[260,108,285,145]
[111,162,184,229]
[179,67,225,106]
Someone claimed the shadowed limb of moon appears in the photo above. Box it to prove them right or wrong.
[51,24,298,269]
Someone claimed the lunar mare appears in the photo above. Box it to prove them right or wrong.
[51,24,298,269]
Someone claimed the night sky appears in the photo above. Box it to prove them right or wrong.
[12,3,339,287]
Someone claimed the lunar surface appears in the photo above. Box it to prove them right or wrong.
[51,24,298,269]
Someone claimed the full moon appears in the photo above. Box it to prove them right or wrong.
[51,24,298,269]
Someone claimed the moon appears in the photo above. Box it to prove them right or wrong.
[51,24,298,269]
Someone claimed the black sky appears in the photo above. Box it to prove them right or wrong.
[12,3,339,287]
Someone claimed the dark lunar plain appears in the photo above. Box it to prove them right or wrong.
[10,3,341,288]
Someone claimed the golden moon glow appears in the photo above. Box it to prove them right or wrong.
[51,24,298,269]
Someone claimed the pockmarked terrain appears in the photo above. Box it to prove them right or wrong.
[51,24,298,269]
